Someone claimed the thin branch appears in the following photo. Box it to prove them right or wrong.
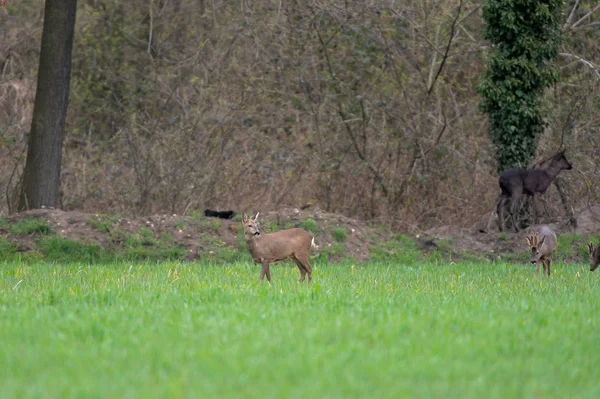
[559,52,600,79]
[147,0,154,55]
[571,4,600,29]
[315,23,389,197]
[427,0,463,95]
[563,0,581,29]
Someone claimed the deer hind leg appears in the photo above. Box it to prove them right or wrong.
[531,194,539,225]
[297,254,312,283]
[497,196,507,232]
[546,258,551,277]
[293,258,307,283]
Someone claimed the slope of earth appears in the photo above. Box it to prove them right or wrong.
[0,207,598,265]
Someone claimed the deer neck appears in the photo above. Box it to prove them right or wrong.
[543,163,562,180]
[245,232,262,249]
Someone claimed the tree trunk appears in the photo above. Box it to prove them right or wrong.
[18,0,77,211]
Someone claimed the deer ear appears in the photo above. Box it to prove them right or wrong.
[253,212,259,221]
[242,213,248,223]
[589,243,595,254]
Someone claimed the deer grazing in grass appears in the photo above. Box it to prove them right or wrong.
[525,226,557,277]
[497,150,572,232]
[242,212,317,283]
[586,242,600,272]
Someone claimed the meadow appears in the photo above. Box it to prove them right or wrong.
[1,260,599,399]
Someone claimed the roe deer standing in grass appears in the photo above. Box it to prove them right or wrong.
[497,150,572,232]
[525,225,557,277]
[586,242,600,272]
[242,212,317,283]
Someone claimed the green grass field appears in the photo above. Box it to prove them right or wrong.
[1,260,599,399]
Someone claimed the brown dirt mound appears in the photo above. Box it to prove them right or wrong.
[2,206,598,264]
[2,207,388,263]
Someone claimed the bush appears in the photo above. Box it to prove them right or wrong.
[332,228,347,243]
[301,218,319,234]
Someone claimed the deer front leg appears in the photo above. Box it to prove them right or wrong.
[265,263,272,282]
[546,258,551,277]
[535,261,540,278]
[542,261,547,276]
[260,261,270,283]
[509,197,520,233]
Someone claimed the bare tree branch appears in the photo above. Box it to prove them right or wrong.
[571,4,600,30]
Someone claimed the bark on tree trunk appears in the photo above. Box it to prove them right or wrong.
[18,0,77,211]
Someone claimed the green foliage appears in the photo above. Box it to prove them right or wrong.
[331,228,347,243]
[210,246,251,264]
[158,232,174,244]
[174,220,186,230]
[477,0,563,173]
[37,236,104,263]
[498,232,509,242]
[319,243,347,261]
[210,221,222,232]
[0,262,598,398]
[0,238,19,258]
[369,234,423,264]
[10,217,52,235]
[188,211,205,219]
[108,228,186,262]
[122,245,187,262]
[86,214,116,233]
[232,214,243,222]
[301,218,319,234]
[263,222,280,233]
[138,227,155,243]
[0,217,8,230]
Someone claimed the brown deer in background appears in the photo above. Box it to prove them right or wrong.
[525,226,557,277]
[242,213,317,283]
[586,242,600,272]
[497,150,572,232]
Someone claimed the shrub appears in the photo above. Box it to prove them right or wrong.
[332,228,347,243]
[301,218,318,234]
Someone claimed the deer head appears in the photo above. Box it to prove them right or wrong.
[525,232,546,264]
[552,150,572,171]
[242,212,261,240]
[586,243,600,272]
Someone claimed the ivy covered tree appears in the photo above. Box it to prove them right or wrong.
[478,0,563,173]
